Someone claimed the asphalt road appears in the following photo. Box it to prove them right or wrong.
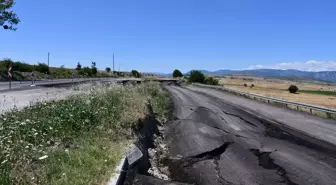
[164,85,336,185]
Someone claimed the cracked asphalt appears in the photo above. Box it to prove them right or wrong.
[164,85,336,185]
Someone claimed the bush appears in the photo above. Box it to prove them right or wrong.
[82,66,92,76]
[205,77,219,85]
[106,67,111,73]
[131,70,141,78]
[244,83,247,87]
[250,84,254,88]
[172,69,183,78]
[288,85,299,93]
[188,70,205,83]
[35,63,49,74]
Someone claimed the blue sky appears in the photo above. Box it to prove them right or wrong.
[1,0,336,73]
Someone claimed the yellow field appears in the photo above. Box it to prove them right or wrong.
[218,76,336,108]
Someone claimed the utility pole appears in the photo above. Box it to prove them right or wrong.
[113,54,115,73]
[48,52,50,68]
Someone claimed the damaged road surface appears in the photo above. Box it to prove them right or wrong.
[164,85,336,185]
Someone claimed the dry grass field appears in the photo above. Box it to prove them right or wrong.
[218,75,336,109]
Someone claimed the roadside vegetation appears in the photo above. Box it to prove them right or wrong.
[299,89,336,96]
[0,0,20,31]
[131,70,141,78]
[0,59,137,81]
[172,69,183,78]
[188,70,219,85]
[0,82,169,185]
[288,85,299,93]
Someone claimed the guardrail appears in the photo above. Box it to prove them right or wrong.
[194,83,336,118]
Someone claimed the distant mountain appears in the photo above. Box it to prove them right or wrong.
[185,69,336,83]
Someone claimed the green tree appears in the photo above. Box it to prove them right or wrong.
[76,62,82,71]
[0,0,20,30]
[35,63,49,73]
[172,69,183,78]
[204,77,219,85]
[91,61,97,75]
[188,70,205,83]
[106,67,111,73]
[288,85,299,93]
[131,70,141,78]
[83,66,92,76]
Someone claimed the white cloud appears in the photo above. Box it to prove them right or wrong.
[246,61,336,72]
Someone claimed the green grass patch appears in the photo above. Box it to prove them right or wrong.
[299,90,336,96]
[0,82,169,184]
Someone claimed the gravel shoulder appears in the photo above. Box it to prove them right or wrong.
[0,87,80,114]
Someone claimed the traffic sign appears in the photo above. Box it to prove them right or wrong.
[8,65,12,78]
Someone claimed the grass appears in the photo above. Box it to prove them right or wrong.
[299,90,336,96]
[0,82,169,185]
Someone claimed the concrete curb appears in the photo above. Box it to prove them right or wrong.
[107,156,128,185]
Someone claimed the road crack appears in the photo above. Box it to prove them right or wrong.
[213,158,232,185]
[220,109,258,128]
[250,149,298,185]
[180,142,233,167]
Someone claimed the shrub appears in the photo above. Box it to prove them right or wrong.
[91,62,97,75]
[76,62,82,71]
[82,66,92,76]
[250,84,254,88]
[106,67,111,73]
[205,77,219,85]
[188,70,205,83]
[288,85,299,93]
[131,70,141,78]
[172,69,183,78]
[35,63,49,74]
[244,83,247,87]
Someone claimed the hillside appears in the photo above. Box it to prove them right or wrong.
[186,69,336,83]
[0,59,134,81]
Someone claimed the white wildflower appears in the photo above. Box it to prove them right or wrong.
[38,155,48,160]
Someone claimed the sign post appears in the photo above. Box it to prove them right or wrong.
[31,72,35,86]
[8,65,12,90]
[72,72,75,83]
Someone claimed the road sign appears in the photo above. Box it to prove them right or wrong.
[8,65,12,78]
[31,72,36,86]
[8,65,12,90]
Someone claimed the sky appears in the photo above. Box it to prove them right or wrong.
[1,0,336,73]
